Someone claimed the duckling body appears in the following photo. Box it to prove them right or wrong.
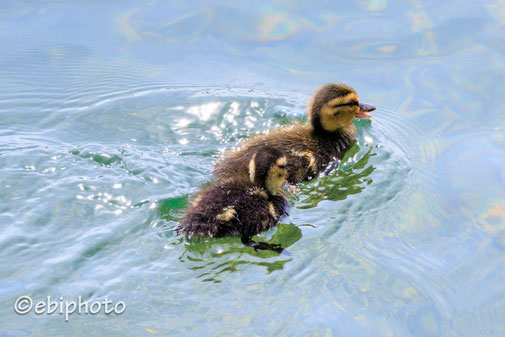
[177,148,288,240]
[177,179,288,239]
[213,84,375,184]
[214,124,353,183]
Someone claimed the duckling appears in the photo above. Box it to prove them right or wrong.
[177,147,289,250]
[213,83,376,183]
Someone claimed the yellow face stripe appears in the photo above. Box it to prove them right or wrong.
[326,93,358,107]
[319,92,359,132]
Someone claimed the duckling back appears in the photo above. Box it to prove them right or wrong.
[213,125,352,183]
[177,178,288,239]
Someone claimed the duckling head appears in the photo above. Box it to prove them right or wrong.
[248,147,287,195]
[309,83,376,133]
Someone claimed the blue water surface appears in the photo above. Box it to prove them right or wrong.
[1,1,505,336]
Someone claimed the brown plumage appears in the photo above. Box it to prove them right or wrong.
[213,83,376,183]
[177,147,289,240]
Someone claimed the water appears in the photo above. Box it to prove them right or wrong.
[1,1,505,336]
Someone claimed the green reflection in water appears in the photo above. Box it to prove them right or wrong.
[174,223,301,282]
[159,196,188,222]
[159,195,303,282]
[158,143,375,282]
[71,148,124,166]
[296,144,376,209]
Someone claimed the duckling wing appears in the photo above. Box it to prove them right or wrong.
[178,182,243,238]
[214,126,318,183]
[231,190,276,238]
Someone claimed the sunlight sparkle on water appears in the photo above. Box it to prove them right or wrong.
[188,102,220,121]
[174,118,191,129]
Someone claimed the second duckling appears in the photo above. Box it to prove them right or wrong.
[177,147,289,251]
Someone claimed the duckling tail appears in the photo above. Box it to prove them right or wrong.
[176,214,218,239]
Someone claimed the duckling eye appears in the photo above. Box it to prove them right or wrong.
[278,165,286,169]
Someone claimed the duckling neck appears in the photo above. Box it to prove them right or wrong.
[340,121,357,139]
[309,121,356,158]
[311,121,356,141]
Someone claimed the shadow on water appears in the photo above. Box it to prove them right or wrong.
[294,144,376,209]
[158,197,302,282]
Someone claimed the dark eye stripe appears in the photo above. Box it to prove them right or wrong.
[278,165,286,169]
[333,101,358,108]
